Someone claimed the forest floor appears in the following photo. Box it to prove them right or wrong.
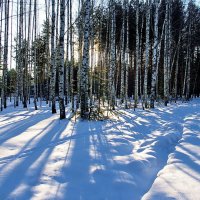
[0,99,200,200]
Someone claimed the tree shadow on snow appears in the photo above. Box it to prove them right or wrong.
[0,118,70,200]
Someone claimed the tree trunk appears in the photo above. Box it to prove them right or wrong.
[50,0,56,113]
[80,0,90,118]
[164,0,170,106]
[58,0,66,119]
[33,0,38,110]
[124,0,129,109]
[3,0,10,109]
[135,0,139,108]
[109,1,116,110]
[143,0,151,108]
[150,0,159,108]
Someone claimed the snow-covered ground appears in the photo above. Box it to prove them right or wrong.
[0,99,200,200]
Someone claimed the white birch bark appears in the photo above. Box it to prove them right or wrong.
[58,0,66,119]
[150,0,159,108]
[69,0,75,112]
[135,0,139,108]
[3,0,10,108]
[143,0,151,108]
[50,0,56,113]
[15,0,19,106]
[19,0,23,102]
[33,0,37,110]
[65,0,70,105]
[9,0,13,103]
[124,0,129,109]
[80,0,90,118]
[109,0,116,110]
[89,0,94,112]
[23,0,29,108]
[76,0,84,109]
[164,0,170,106]
[120,0,126,103]
[27,0,32,105]
[0,0,3,110]
[44,0,50,104]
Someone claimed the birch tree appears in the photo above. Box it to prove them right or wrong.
[33,0,38,110]
[80,0,90,118]
[120,0,126,104]
[19,0,23,103]
[150,0,159,108]
[44,0,50,104]
[23,0,29,108]
[15,0,19,107]
[58,0,66,119]
[183,13,192,100]
[69,0,75,112]
[50,0,56,113]
[109,0,116,110]
[163,0,170,106]
[3,0,10,108]
[143,0,151,108]
[135,0,139,108]
[0,0,3,111]
[124,0,129,109]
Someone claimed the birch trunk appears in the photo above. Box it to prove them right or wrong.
[164,0,170,106]
[143,0,151,108]
[33,0,37,110]
[45,0,50,104]
[124,0,129,109]
[50,0,56,113]
[58,0,66,119]
[65,0,70,105]
[135,0,139,108]
[15,0,19,106]
[0,0,3,111]
[80,0,90,118]
[89,0,94,113]
[9,0,13,103]
[69,0,74,112]
[19,0,23,102]
[3,0,10,108]
[109,1,116,110]
[120,0,126,103]
[150,0,159,108]
[76,0,83,109]
[27,0,32,104]
[23,0,29,108]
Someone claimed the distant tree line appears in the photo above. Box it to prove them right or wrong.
[0,0,200,119]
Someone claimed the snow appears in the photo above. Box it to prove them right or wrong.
[142,109,200,200]
[0,99,200,200]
